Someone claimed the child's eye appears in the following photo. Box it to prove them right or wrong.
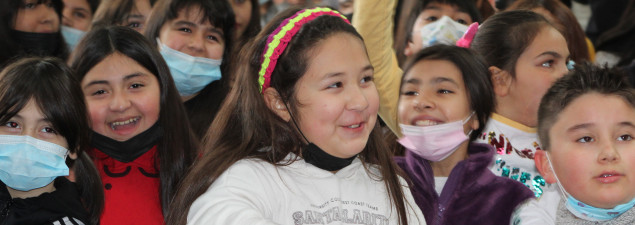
[24,3,36,8]
[179,27,192,33]
[360,76,373,84]
[541,60,554,68]
[73,11,87,19]
[425,16,438,22]
[455,19,468,25]
[401,91,418,96]
[327,82,342,89]
[577,136,594,143]
[92,89,106,96]
[617,134,633,141]
[130,83,144,89]
[41,127,57,134]
[437,89,453,94]
[128,22,142,29]
[207,35,220,42]
[4,121,19,128]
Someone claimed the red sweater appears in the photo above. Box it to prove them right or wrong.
[93,146,164,225]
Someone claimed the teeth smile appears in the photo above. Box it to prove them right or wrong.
[601,174,614,178]
[348,124,360,128]
[414,120,438,126]
[110,117,138,130]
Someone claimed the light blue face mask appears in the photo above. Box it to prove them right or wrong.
[0,135,69,191]
[61,25,86,52]
[546,152,635,221]
[157,38,223,97]
[567,59,576,70]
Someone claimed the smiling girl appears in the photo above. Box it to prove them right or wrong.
[144,0,235,140]
[70,25,197,224]
[394,44,533,225]
[166,7,424,225]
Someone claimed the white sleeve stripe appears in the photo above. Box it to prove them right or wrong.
[72,217,85,225]
[53,221,62,225]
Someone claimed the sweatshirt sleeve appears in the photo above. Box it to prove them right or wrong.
[187,161,279,225]
[352,0,403,136]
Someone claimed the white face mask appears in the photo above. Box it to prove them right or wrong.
[398,112,474,161]
[419,16,469,48]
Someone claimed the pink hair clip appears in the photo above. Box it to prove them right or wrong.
[456,22,479,48]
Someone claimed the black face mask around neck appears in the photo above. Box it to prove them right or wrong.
[282,101,357,171]
[10,29,61,57]
[90,123,163,163]
[302,143,357,171]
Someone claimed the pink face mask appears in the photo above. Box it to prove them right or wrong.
[398,113,474,161]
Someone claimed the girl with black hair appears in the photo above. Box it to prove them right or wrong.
[0,0,69,68]
[145,0,235,140]
[61,0,101,50]
[0,57,104,225]
[70,25,197,224]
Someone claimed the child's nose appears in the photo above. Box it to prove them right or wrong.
[186,34,206,56]
[38,5,58,26]
[413,95,434,111]
[598,142,620,163]
[108,91,131,112]
[347,86,369,111]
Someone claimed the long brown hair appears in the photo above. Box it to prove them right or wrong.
[167,7,411,225]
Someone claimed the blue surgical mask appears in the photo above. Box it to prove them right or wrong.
[546,153,635,221]
[567,59,576,70]
[61,25,86,52]
[0,135,69,191]
[157,38,223,97]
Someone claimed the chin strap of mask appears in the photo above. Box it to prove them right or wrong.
[283,102,356,172]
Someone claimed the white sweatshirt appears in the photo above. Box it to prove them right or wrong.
[475,113,548,197]
[187,154,426,225]
[511,185,560,225]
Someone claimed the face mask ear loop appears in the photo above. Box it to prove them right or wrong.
[545,151,569,198]
[462,111,476,136]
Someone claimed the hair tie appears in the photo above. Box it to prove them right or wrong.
[258,7,350,93]
[456,22,479,48]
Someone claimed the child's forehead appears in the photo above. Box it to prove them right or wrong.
[553,93,635,131]
[423,1,469,13]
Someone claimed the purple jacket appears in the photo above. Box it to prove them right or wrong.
[395,143,534,225]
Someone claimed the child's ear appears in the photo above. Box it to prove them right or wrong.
[68,152,78,160]
[470,115,480,131]
[534,150,557,184]
[489,66,512,98]
[263,88,291,122]
[404,40,415,56]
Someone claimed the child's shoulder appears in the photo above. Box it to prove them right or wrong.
[511,186,560,225]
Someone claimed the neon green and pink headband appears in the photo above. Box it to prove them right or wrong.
[258,7,350,93]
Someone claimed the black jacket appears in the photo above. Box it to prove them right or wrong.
[0,177,88,225]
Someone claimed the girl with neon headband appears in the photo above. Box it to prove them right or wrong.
[167,7,425,225]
